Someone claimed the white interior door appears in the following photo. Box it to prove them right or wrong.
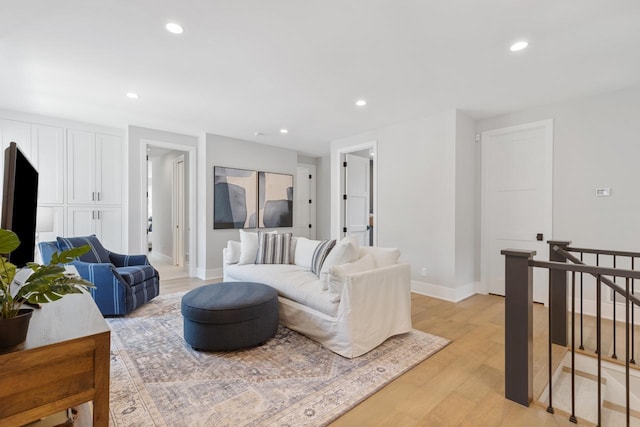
[173,156,185,268]
[481,120,553,304]
[345,153,370,246]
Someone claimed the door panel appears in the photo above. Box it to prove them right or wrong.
[294,166,312,239]
[67,130,96,204]
[482,120,553,304]
[345,154,370,246]
[96,133,122,205]
[32,124,65,204]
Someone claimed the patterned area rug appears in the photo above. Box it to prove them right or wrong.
[107,292,450,426]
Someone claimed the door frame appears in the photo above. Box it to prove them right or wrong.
[295,163,317,239]
[172,154,185,268]
[480,119,553,300]
[139,139,197,278]
[332,140,377,246]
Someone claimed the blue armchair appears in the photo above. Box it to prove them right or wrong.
[39,235,160,316]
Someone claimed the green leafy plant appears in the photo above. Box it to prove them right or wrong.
[0,228,94,319]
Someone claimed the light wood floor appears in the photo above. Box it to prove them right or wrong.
[159,278,611,426]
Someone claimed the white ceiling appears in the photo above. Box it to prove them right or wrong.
[1,1,639,156]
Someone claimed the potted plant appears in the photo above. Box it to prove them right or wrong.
[0,228,94,348]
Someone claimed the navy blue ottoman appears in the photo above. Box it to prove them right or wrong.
[181,282,278,351]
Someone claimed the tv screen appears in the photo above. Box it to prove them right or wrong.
[1,142,39,267]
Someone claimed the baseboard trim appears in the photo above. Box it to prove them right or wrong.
[150,251,172,264]
[411,280,478,303]
[196,268,223,281]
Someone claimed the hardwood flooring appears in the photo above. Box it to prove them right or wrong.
[158,277,605,426]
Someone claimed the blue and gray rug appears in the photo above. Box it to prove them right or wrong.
[107,292,450,426]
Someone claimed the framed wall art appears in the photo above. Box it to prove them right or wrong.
[213,166,257,229]
[258,172,293,228]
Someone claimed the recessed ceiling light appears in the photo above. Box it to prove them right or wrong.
[166,22,184,34]
[355,99,367,107]
[510,41,528,52]
[126,92,139,99]
[280,129,289,134]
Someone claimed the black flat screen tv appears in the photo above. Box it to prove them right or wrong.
[1,142,39,267]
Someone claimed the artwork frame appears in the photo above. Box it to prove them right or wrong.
[213,166,258,229]
[258,171,293,228]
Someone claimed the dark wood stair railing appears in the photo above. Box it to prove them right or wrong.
[502,243,640,426]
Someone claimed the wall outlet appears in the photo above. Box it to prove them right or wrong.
[420,267,427,277]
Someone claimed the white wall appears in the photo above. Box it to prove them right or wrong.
[477,84,640,313]
[477,85,640,253]
[455,111,478,287]
[331,109,478,300]
[315,155,331,240]
[204,133,298,277]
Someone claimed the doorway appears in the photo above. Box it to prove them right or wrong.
[335,142,377,246]
[481,120,553,304]
[141,139,196,279]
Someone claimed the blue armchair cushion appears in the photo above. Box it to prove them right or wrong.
[113,265,158,286]
[57,235,111,263]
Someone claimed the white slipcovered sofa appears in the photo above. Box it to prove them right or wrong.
[222,231,412,358]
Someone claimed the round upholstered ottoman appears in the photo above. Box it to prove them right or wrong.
[181,282,278,351]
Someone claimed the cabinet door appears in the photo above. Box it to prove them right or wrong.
[96,133,122,205]
[0,119,32,160]
[67,129,96,204]
[95,207,122,252]
[66,206,96,238]
[32,124,65,204]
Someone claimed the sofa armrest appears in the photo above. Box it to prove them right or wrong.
[108,252,150,267]
[71,260,125,284]
[340,262,412,341]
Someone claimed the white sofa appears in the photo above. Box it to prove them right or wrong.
[222,233,412,358]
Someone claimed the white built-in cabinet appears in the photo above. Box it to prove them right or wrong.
[0,117,124,252]
[67,130,122,205]
[66,206,122,252]
[65,129,123,249]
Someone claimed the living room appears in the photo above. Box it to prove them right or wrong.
[1,1,639,426]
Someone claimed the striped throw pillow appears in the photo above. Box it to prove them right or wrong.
[255,232,293,264]
[310,239,336,276]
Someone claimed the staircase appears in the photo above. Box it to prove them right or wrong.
[503,241,640,426]
[539,351,640,425]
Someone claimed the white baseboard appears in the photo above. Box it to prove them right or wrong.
[196,267,223,281]
[411,280,479,303]
[150,251,172,264]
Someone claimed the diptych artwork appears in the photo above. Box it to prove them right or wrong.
[258,172,293,228]
[213,167,294,229]
[213,167,257,229]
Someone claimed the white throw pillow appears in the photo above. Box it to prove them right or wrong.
[327,254,377,302]
[358,246,401,268]
[238,230,259,265]
[318,236,360,290]
[225,240,241,264]
[294,237,323,269]
[238,230,277,265]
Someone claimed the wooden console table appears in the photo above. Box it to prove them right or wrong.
[0,292,110,426]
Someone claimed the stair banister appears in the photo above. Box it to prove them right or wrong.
[501,249,536,407]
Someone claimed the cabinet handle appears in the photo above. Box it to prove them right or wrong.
[98,192,101,201]
[98,211,101,220]
[92,192,95,201]
[92,210,95,220]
